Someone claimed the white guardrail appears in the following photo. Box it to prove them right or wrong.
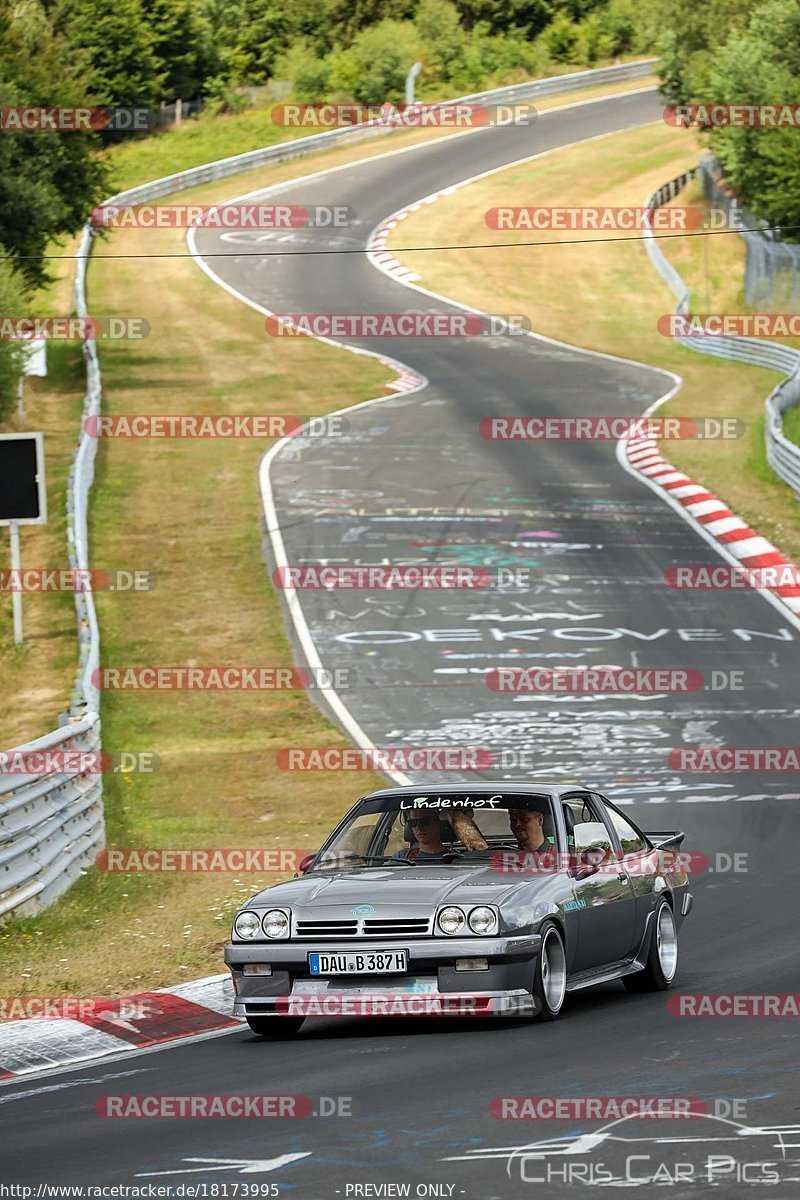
[644,170,800,498]
[0,57,658,919]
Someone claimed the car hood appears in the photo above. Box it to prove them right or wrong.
[242,864,530,914]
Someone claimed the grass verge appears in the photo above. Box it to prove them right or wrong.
[387,120,800,562]
[0,244,88,746]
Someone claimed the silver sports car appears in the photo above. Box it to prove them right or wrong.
[225,783,693,1035]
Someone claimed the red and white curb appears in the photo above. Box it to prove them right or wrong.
[369,193,451,284]
[383,360,425,392]
[0,974,239,1080]
[622,434,800,614]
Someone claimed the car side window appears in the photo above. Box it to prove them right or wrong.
[562,794,615,855]
[600,802,648,855]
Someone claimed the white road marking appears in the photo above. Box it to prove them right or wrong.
[138,1153,313,1177]
[0,1067,150,1105]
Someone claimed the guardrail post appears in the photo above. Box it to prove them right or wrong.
[9,523,22,644]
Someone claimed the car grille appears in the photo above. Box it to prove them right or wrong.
[295,920,358,937]
[364,918,430,936]
[294,917,431,938]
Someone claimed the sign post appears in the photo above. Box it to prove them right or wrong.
[9,523,22,643]
[0,432,48,646]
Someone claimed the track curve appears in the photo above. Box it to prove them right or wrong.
[3,87,799,1200]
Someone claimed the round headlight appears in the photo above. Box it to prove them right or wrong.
[262,909,290,939]
[438,906,465,935]
[234,911,261,940]
[468,906,497,935]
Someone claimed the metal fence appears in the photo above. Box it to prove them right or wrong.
[0,222,104,920]
[698,153,800,309]
[0,57,659,920]
[644,170,800,499]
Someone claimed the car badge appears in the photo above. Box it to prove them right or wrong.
[352,904,375,918]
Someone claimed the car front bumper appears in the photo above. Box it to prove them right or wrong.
[225,933,541,1018]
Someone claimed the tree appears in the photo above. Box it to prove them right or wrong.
[648,0,752,102]
[665,0,800,240]
[53,0,166,108]
[201,0,304,86]
[0,0,110,288]
[141,0,217,99]
[415,0,466,81]
[456,0,554,37]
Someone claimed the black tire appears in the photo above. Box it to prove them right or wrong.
[532,922,567,1020]
[623,899,678,993]
[245,1015,305,1038]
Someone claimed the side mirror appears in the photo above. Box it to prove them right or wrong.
[297,853,316,875]
[570,824,613,880]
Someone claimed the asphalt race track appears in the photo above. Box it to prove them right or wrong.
[3,88,800,1197]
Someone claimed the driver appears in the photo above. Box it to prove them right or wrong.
[508,805,553,860]
[395,812,452,862]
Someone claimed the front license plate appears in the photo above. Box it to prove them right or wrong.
[309,950,408,976]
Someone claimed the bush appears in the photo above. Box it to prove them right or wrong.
[415,0,466,82]
[597,0,644,55]
[201,69,254,114]
[575,13,617,63]
[272,41,331,101]
[343,19,423,103]
[542,14,581,62]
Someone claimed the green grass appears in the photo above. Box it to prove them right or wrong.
[105,107,320,194]
[784,404,800,448]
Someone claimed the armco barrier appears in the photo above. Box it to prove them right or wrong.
[643,171,800,499]
[0,58,658,920]
[0,224,105,920]
[92,59,657,210]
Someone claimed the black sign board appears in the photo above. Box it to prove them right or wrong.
[0,433,47,525]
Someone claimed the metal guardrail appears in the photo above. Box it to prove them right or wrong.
[0,226,105,920]
[0,57,659,920]
[644,171,800,499]
[0,716,103,918]
[96,59,657,210]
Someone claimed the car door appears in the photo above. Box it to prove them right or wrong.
[595,793,659,949]
[564,792,638,972]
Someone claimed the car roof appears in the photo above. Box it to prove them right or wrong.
[360,781,592,800]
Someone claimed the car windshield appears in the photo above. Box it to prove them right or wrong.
[312,792,555,870]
